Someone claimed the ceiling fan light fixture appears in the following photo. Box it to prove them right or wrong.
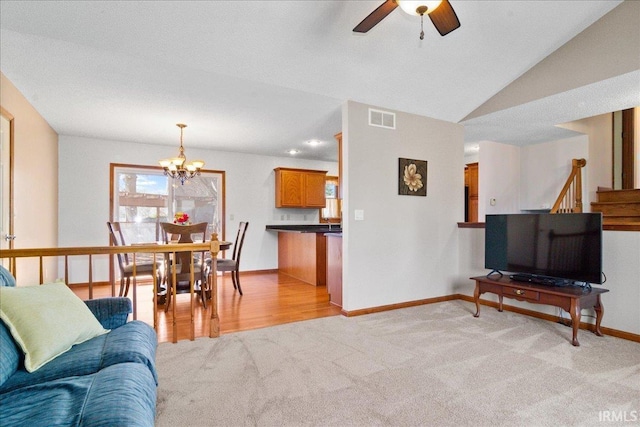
[397,0,442,16]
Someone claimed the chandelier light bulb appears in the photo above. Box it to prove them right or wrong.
[159,123,205,185]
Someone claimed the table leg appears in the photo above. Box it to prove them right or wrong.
[498,294,503,312]
[210,259,220,338]
[594,294,604,337]
[570,299,581,346]
[473,282,481,317]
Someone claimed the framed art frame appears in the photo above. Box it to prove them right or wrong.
[398,158,427,196]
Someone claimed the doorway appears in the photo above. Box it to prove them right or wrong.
[613,108,636,189]
[464,162,478,222]
[0,108,14,269]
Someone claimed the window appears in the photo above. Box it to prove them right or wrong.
[110,164,225,244]
[320,176,341,223]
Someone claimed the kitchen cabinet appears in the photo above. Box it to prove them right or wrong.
[275,167,327,208]
[266,225,342,287]
[276,231,327,286]
[326,233,342,307]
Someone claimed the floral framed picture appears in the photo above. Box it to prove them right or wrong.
[398,158,427,196]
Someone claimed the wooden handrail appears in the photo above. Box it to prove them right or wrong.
[0,238,222,342]
[550,159,586,214]
[1,242,216,258]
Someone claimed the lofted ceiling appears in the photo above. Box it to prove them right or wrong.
[0,1,634,162]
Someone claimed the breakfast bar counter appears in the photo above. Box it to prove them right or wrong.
[266,225,341,286]
[265,225,342,233]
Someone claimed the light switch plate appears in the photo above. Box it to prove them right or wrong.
[354,209,364,221]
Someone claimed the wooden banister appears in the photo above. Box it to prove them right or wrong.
[0,237,222,342]
[550,159,586,214]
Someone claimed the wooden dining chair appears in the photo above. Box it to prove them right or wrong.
[160,222,209,310]
[207,221,248,296]
[107,221,160,297]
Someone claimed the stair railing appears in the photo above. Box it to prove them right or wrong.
[550,158,586,213]
[0,238,222,342]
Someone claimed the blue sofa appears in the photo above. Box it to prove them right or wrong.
[0,268,158,426]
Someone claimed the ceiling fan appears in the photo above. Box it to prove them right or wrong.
[353,0,460,40]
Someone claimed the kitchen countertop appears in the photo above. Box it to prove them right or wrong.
[265,224,342,233]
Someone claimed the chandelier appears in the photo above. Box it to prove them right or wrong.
[159,123,205,185]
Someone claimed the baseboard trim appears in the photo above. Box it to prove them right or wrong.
[68,281,111,288]
[342,293,640,344]
[341,294,459,317]
[241,269,279,275]
[459,293,640,343]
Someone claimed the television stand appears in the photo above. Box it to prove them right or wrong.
[508,273,568,287]
[471,275,609,346]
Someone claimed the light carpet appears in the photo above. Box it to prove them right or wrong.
[155,300,640,426]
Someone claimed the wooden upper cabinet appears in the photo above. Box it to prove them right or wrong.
[276,169,304,206]
[275,167,328,208]
[305,173,327,207]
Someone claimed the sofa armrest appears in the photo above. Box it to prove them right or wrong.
[84,298,132,329]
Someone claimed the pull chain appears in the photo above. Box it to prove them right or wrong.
[420,14,425,40]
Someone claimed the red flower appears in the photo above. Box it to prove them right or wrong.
[174,212,189,224]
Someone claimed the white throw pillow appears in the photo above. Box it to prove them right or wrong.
[0,282,109,372]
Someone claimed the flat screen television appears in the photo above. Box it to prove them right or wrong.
[485,213,603,285]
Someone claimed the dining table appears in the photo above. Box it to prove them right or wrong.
[119,233,232,341]
[139,237,232,301]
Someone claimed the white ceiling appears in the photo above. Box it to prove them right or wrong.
[0,1,629,162]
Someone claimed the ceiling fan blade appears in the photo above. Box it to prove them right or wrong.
[429,0,460,36]
[353,0,399,33]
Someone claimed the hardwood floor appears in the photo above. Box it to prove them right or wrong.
[72,271,343,343]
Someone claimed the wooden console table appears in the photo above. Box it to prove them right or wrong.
[471,275,609,346]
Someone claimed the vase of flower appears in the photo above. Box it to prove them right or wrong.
[174,212,190,225]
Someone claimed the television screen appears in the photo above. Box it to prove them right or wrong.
[485,213,603,284]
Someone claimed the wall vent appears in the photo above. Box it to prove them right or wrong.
[369,108,396,129]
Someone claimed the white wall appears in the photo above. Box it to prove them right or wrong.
[475,114,613,221]
[464,152,479,165]
[478,141,521,220]
[557,113,612,203]
[453,227,487,295]
[342,101,464,311]
[477,129,601,217]
[456,227,640,336]
[519,135,589,211]
[58,135,337,282]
